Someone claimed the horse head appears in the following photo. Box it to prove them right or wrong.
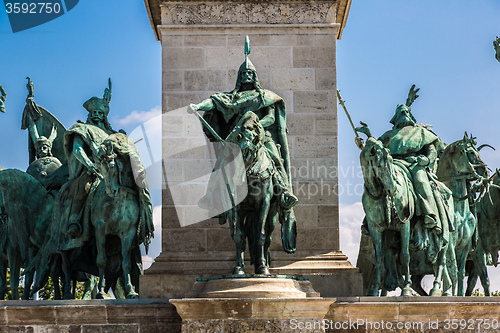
[96,140,123,198]
[438,133,489,182]
[226,111,266,185]
[360,138,396,197]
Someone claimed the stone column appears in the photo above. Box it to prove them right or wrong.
[141,0,362,298]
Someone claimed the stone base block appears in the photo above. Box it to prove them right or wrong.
[171,297,335,333]
[190,275,320,298]
[326,296,500,332]
[0,299,181,332]
[270,251,364,297]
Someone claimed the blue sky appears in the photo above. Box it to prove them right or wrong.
[1,1,500,293]
[338,0,500,205]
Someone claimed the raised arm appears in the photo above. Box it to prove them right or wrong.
[189,98,214,113]
[73,136,100,177]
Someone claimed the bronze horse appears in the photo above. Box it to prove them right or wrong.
[224,111,280,275]
[0,169,55,299]
[359,138,414,296]
[90,133,154,298]
[359,137,456,296]
[435,134,490,296]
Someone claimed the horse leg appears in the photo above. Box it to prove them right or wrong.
[51,256,62,300]
[255,190,272,275]
[456,247,469,296]
[22,248,36,300]
[0,258,6,300]
[264,206,278,267]
[430,249,445,297]
[368,227,383,296]
[472,244,490,296]
[411,275,429,296]
[400,224,412,296]
[465,265,478,296]
[233,211,245,275]
[121,231,139,299]
[94,218,107,299]
[83,275,98,300]
[8,248,19,300]
[61,252,74,299]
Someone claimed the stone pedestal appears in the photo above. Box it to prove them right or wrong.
[141,0,362,299]
[171,298,335,333]
[190,275,320,298]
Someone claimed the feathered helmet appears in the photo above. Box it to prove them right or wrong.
[83,78,112,115]
[390,85,419,125]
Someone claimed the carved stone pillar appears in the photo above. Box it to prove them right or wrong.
[141,0,362,298]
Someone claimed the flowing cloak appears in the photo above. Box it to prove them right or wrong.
[380,125,452,263]
[204,89,292,183]
[44,122,111,253]
[379,125,439,157]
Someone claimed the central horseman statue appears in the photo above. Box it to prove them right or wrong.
[188,36,297,275]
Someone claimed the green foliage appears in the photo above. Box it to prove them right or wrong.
[4,269,87,300]
[471,289,500,297]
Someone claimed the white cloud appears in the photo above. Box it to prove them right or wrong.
[141,205,162,269]
[339,202,364,267]
[116,106,161,126]
[153,204,162,240]
[142,256,153,270]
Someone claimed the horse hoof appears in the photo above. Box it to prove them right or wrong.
[443,290,453,296]
[96,292,107,299]
[255,266,270,275]
[63,292,74,300]
[233,266,245,275]
[127,292,139,299]
[429,288,442,297]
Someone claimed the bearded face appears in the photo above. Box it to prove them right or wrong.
[392,105,416,129]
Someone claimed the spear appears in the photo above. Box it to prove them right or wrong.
[337,89,359,138]
[187,105,236,216]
